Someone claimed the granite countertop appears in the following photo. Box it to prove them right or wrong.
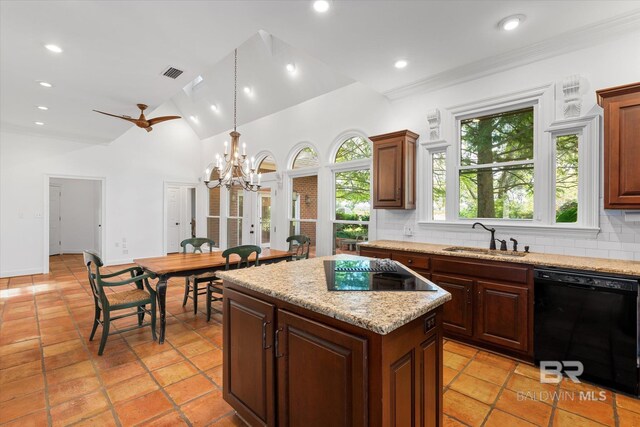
[216,255,451,335]
[360,240,640,277]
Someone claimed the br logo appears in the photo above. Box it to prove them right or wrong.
[539,361,584,384]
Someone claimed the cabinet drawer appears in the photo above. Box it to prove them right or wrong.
[392,252,430,270]
[359,248,392,259]
[432,257,528,284]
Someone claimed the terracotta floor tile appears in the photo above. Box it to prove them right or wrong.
[0,390,46,423]
[443,366,458,387]
[48,375,102,406]
[114,390,173,426]
[152,360,199,387]
[0,360,42,385]
[165,373,217,405]
[443,351,470,371]
[97,359,147,387]
[167,330,202,347]
[141,348,185,371]
[50,390,110,426]
[449,373,501,405]
[177,339,217,358]
[206,365,224,387]
[463,359,511,386]
[0,339,39,357]
[484,409,536,427]
[94,348,138,370]
[137,410,189,426]
[72,410,118,427]
[0,348,41,370]
[552,408,606,427]
[506,373,557,396]
[46,360,96,385]
[42,338,84,357]
[210,413,249,426]
[514,362,541,381]
[444,341,479,358]
[40,330,80,347]
[44,347,90,371]
[0,373,45,403]
[181,389,233,426]
[556,392,614,426]
[474,351,517,371]
[443,389,490,427]
[618,407,640,427]
[190,348,223,372]
[106,373,159,403]
[617,393,640,414]
[495,389,553,426]
[131,340,167,359]
[559,377,613,403]
[0,409,48,427]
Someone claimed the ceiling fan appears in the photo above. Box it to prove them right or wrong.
[93,104,181,132]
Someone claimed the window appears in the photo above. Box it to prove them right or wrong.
[257,155,277,173]
[555,134,579,223]
[431,151,446,220]
[290,175,317,257]
[292,147,319,169]
[459,107,534,220]
[206,171,220,246]
[227,186,243,247]
[332,136,372,254]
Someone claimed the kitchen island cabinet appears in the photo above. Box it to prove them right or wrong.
[217,256,451,427]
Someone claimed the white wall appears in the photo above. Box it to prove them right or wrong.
[376,31,640,260]
[0,102,203,277]
[50,178,100,254]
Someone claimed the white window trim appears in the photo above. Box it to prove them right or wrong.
[418,84,600,238]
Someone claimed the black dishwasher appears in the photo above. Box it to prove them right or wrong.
[534,268,639,395]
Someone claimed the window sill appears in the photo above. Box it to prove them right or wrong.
[416,221,600,239]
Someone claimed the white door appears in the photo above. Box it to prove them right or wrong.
[49,185,61,255]
[257,189,272,248]
[94,181,102,255]
[167,186,181,253]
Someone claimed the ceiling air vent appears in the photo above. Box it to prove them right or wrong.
[161,66,184,79]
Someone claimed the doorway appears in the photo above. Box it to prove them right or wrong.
[165,184,197,254]
[257,188,272,248]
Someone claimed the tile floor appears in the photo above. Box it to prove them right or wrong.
[0,254,638,426]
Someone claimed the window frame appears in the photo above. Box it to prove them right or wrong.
[418,84,599,237]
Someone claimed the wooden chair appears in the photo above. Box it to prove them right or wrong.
[181,238,217,314]
[83,251,157,356]
[286,234,311,261]
[207,244,261,321]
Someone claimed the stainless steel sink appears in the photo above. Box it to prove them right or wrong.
[443,246,527,257]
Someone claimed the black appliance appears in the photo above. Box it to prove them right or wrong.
[324,259,437,292]
[534,268,639,395]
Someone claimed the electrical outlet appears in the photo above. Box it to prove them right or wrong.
[403,226,413,236]
[34,212,43,218]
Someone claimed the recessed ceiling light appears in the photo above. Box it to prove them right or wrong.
[37,106,49,110]
[44,44,63,53]
[210,104,218,112]
[35,121,45,126]
[243,86,253,95]
[498,14,526,31]
[394,60,408,69]
[190,115,199,123]
[286,63,297,74]
[38,81,53,88]
[313,0,330,13]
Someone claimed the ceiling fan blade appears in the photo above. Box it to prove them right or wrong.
[147,116,182,126]
[93,110,138,124]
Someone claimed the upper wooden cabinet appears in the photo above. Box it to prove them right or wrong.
[597,82,640,209]
[370,130,418,209]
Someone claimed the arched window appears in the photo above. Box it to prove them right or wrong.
[334,136,371,163]
[257,155,277,173]
[292,147,319,169]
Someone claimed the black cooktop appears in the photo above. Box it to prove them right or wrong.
[324,259,437,291]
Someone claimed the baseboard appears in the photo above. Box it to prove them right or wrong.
[0,267,43,279]
[104,258,134,267]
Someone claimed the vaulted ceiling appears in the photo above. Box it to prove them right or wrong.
[1,1,639,144]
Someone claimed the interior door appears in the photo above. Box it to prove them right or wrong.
[167,186,181,253]
[49,185,61,255]
[258,189,271,248]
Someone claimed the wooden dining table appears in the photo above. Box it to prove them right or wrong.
[134,248,293,343]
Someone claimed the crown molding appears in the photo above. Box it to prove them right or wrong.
[383,9,640,101]
[0,122,112,145]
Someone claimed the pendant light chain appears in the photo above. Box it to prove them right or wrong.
[234,48,237,133]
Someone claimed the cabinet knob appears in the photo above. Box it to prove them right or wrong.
[408,259,413,264]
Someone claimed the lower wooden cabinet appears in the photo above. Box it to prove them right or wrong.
[476,281,528,352]
[277,310,367,427]
[431,275,473,337]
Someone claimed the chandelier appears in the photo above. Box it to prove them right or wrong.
[204,49,262,191]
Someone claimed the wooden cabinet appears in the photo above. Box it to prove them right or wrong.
[370,130,418,209]
[431,274,473,337]
[223,288,276,427]
[476,281,528,351]
[277,310,367,427]
[597,82,640,209]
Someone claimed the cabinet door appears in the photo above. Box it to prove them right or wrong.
[476,281,528,352]
[277,309,367,427]
[606,96,640,208]
[223,288,275,427]
[373,138,403,208]
[431,274,473,337]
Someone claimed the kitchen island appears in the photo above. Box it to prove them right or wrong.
[216,255,451,427]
